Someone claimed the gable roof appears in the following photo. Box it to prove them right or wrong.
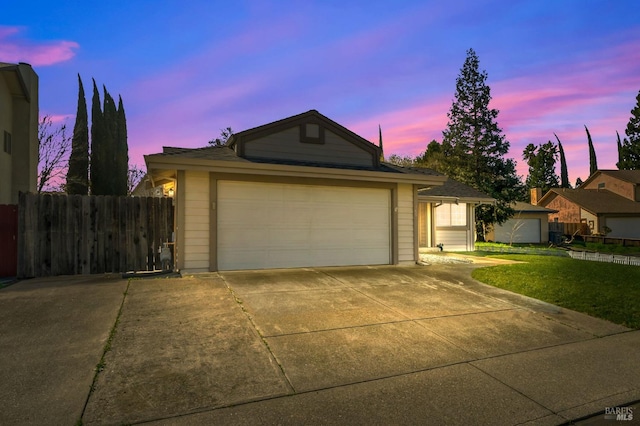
[582,169,640,186]
[418,177,495,204]
[227,110,382,166]
[539,188,640,215]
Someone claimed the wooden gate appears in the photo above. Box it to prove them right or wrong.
[0,204,18,277]
[18,194,174,278]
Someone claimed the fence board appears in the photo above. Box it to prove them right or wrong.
[17,194,174,278]
[0,204,19,277]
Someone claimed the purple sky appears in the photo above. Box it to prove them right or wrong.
[3,1,640,183]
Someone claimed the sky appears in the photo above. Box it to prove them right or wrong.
[2,0,640,184]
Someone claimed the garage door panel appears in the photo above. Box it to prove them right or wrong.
[605,218,640,239]
[217,181,391,270]
[494,218,540,243]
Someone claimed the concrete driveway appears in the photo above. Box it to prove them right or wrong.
[1,264,639,425]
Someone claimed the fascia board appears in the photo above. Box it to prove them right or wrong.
[146,156,447,186]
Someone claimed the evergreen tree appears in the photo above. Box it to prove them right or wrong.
[66,74,89,194]
[618,90,640,169]
[522,141,559,195]
[586,125,598,176]
[90,79,106,195]
[415,140,445,171]
[116,95,129,196]
[616,131,623,169]
[103,87,118,195]
[441,48,524,239]
[554,134,570,188]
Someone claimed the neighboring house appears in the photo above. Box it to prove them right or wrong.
[0,62,39,204]
[537,170,640,238]
[418,179,495,251]
[486,201,557,244]
[143,110,449,272]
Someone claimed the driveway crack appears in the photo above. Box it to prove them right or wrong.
[219,275,296,394]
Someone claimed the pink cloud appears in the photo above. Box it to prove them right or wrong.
[0,26,79,66]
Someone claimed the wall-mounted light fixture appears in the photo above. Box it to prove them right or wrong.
[168,188,175,197]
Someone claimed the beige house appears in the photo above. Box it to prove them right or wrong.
[0,62,39,204]
[143,110,449,272]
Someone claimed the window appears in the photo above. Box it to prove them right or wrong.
[3,131,11,154]
[597,182,605,189]
[300,123,325,144]
[436,203,467,227]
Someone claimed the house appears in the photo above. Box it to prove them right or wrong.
[143,110,456,272]
[486,201,557,244]
[537,170,640,238]
[0,62,39,204]
[417,178,495,251]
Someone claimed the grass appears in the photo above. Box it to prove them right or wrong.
[474,242,567,256]
[472,254,640,329]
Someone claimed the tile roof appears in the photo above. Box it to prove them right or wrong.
[543,188,640,214]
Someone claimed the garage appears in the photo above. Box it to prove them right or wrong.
[605,217,640,239]
[493,218,541,244]
[217,181,391,270]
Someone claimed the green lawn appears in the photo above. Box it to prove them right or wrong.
[471,254,640,329]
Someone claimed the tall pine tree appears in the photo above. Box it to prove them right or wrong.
[554,134,570,188]
[618,90,640,169]
[441,48,523,239]
[585,125,598,176]
[66,74,89,194]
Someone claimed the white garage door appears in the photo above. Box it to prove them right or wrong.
[605,218,640,239]
[217,181,391,270]
[494,218,540,243]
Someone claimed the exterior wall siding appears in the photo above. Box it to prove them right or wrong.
[0,76,13,204]
[580,209,598,234]
[582,175,635,201]
[545,196,581,223]
[243,127,374,167]
[397,183,415,262]
[183,171,210,271]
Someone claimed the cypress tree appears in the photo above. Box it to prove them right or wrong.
[116,95,129,195]
[90,79,106,195]
[66,74,89,194]
[585,125,598,176]
[102,86,118,195]
[554,134,570,188]
[616,131,624,169]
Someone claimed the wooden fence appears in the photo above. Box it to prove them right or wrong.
[0,204,18,277]
[18,193,174,278]
[582,235,640,247]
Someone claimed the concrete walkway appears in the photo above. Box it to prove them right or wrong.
[1,264,638,425]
